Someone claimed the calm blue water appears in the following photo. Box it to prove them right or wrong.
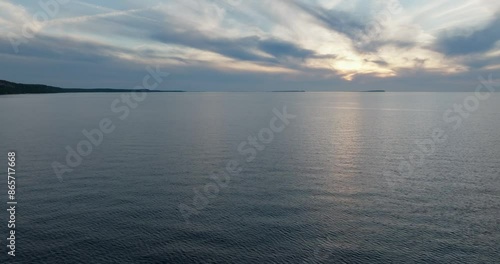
[0,92,499,263]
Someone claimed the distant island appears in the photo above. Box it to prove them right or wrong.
[361,90,385,92]
[0,80,184,95]
[271,90,306,92]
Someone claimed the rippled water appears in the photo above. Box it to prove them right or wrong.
[0,92,499,263]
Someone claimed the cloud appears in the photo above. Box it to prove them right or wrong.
[293,1,366,40]
[257,38,315,59]
[0,34,129,63]
[357,40,416,53]
[153,31,272,62]
[0,2,30,29]
[292,1,419,55]
[433,13,500,56]
[365,58,389,67]
[153,29,317,66]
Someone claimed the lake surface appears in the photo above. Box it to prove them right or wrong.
[0,92,499,263]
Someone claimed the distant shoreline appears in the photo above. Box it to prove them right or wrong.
[271,90,306,92]
[361,90,385,92]
[3,80,496,94]
[0,80,184,95]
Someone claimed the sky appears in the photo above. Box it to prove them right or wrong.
[0,0,499,91]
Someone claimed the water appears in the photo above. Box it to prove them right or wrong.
[0,92,499,263]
